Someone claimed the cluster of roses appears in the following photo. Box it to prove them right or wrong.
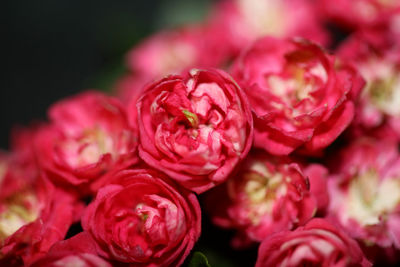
[1,0,400,266]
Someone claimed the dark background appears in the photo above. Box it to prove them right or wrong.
[1,0,214,149]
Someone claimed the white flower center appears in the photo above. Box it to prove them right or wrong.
[347,170,400,226]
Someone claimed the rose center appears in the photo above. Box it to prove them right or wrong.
[368,72,400,116]
[234,162,287,225]
[267,63,327,115]
[61,127,116,168]
[0,191,40,242]
[347,169,400,226]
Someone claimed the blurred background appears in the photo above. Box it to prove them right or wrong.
[1,0,215,149]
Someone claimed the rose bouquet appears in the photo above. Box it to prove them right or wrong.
[2,0,400,266]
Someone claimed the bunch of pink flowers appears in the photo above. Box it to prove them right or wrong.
[1,0,400,266]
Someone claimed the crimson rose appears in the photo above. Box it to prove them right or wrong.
[34,91,138,193]
[82,169,201,266]
[232,37,364,155]
[134,69,253,193]
[256,218,371,267]
[205,152,316,248]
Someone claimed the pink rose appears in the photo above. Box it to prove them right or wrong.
[134,69,253,194]
[82,169,201,266]
[0,158,78,265]
[205,152,316,248]
[209,0,329,56]
[327,138,400,249]
[317,0,400,30]
[232,37,364,155]
[126,25,228,79]
[256,218,372,267]
[337,29,400,140]
[34,91,138,193]
[31,233,112,267]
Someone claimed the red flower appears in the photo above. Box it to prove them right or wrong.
[317,0,400,30]
[126,25,228,79]
[82,169,201,267]
[337,29,400,140]
[31,233,112,267]
[209,0,329,56]
[0,155,78,265]
[327,138,400,249]
[34,91,138,193]
[205,152,316,248]
[256,218,372,267]
[232,37,364,155]
[134,69,253,193]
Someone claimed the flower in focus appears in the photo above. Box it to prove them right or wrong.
[205,152,316,248]
[135,68,253,194]
[255,218,372,267]
[82,169,201,266]
[34,91,138,194]
[327,138,400,249]
[232,37,364,155]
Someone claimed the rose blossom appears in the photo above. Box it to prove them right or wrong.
[126,25,228,79]
[134,69,253,194]
[327,138,400,249]
[34,91,138,193]
[205,152,316,248]
[317,0,400,30]
[209,0,329,55]
[232,37,364,155]
[82,169,201,266]
[31,233,112,267]
[255,218,372,267]
[0,153,78,266]
[337,30,400,139]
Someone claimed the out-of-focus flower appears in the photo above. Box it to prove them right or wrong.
[304,163,330,215]
[126,25,229,79]
[338,30,400,139]
[205,152,316,248]
[134,69,253,194]
[209,0,329,55]
[255,218,372,267]
[30,233,112,267]
[82,169,201,267]
[327,138,400,249]
[34,91,138,194]
[113,74,151,105]
[232,37,364,155]
[0,154,78,265]
[318,0,400,31]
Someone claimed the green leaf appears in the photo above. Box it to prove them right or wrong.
[188,252,211,267]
